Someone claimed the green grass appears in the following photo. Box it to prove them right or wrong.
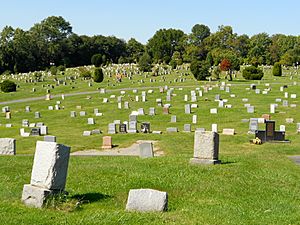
[0,65,300,224]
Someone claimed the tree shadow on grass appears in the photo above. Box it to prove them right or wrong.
[71,192,112,204]
[221,161,236,165]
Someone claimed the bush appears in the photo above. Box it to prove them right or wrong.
[190,60,210,81]
[93,67,104,83]
[91,54,102,67]
[57,65,66,72]
[50,66,57,75]
[273,62,282,76]
[79,68,92,79]
[242,66,264,80]
[0,80,17,92]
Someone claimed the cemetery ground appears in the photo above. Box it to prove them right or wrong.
[1,65,300,224]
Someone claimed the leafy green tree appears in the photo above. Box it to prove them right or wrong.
[93,67,104,83]
[91,54,102,67]
[169,51,183,69]
[272,62,282,76]
[191,24,210,46]
[127,38,144,63]
[242,66,264,80]
[138,52,152,72]
[50,66,57,75]
[190,60,210,80]
[0,80,16,92]
[147,28,186,63]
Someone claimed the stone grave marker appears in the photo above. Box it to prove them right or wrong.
[88,118,95,125]
[139,143,154,158]
[44,136,56,142]
[102,136,112,149]
[185,104,191,114]
[166,127,178,132]
[183,124,191,132]
[171,115,177,123]
[21,141,70,208]
[128,121,137,133]
[108,123,116,134]
[126,189,168,212]
[149,107,155,116]
[141,122,150,133]
[222,129,235,135]
[190,131,221,165]
[70,111,76,117]
[0,138,16,155]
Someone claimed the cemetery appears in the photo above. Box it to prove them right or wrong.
[1,8,300,224]
[0,63,300,224]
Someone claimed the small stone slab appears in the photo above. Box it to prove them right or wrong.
[222,129,235,135]
[139,143,154,158]
[0,138,16,155]
[126,189,168,212]
[21,184,54,208]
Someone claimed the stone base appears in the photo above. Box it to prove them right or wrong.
[101,145,112,149]
[21,184,54,208]
[189,158,221,165]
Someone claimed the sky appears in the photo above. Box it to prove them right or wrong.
[0,0,299,44]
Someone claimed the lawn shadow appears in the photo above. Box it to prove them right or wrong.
[71,192,111,204]
[112,144,119,148]
[220,161,236,165]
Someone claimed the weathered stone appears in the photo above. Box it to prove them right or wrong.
[222,129,235,135]
[102,136,112,149]
[30,141,70,190]
[0,138,16,155]
[139,143,153,158]
[21,184,54,208]
[44,135,56,142]
[190,131,220,165]
[126,189,168,212]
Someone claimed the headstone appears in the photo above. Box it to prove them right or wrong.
[218,101,224,108]
[108,123,116,134]
[128,121,137,133]
[185,104,191,114]
[211,124,218,133]
[40,126,48,135]
[35,112,41,119]
[141,122,150,133]
[82,131,91,136]
[166,127,178,132]
[262,114,270,121]
[149,107,155,116]
[222,129,235,135]
[70,111,76,117]
[126,189,168,212]
[44,136,56,142]
[88,118,95,125]
[190,131,220,165]
[279,125,285,132]
[0,138,16,155]
[282,100,288,107]
[138,108,144,115]
[171,115,177,123]
[183,124,191,132]
[31,128,40,136]
[247,106,254,113]
[119,124,127,133]
[48,106,54,110]
[129,115,137,122]
[270,104,276,114]
[210,108,217,114]
[21,141,70,208]
[139,143,154,158]
[286,118,294,123]
[25,106,31,112]
[163,107,169,115]
[5,112,11,119]
[102,136,112,149]
[192,115,197,124]
[249,118,258,133]
[124,102,129,109]
[79,111,86,116]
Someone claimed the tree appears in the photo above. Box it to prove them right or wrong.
[190,60,210,80]
[0,80,16,92]
[242,66,264,80]
[272,62,282,76]
[91,54,102,67]
[127,38,144,63]
[138,52,152,72]
[191,24,210,46]
[169,51,183,69]
[93,67,104,83]
[147,28,186,63]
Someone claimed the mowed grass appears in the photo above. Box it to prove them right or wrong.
[0,65,300,224]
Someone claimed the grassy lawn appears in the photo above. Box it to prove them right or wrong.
[0,65,300,224]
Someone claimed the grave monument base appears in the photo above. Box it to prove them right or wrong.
[189,158,221,165]
[21,184,55,208]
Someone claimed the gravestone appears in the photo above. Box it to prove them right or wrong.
[183,124,191,132]
[222,129,235,135]
[212,124,218,133]
[108,123,116,134]
[280,125,285,132]
[128,121,137,133]
[119,124,127,133]
[88,118,95,125]
[190,131,220,165]
[138,108,144,115]
[192,115,197,124]
[129,115,137,122]
[141,122,150,133]
[0,138,16,155]
[126,189,168,212]
[40,126,48,135]
[270,104,276,114]
[171,115,177,123]
[44,136,56,142]
[249,118,258,133]
[102,136,112,149]
[163,107,169,115]
[5,112,11,119]
[25,106,31,112]
[139,143,154,158]
[31,128,40,136]
[21,141,70,208]
[166,127,178,132]
[247,106,254,113]
[282,100,288,107]
[124,102,129,109]
[210,108,217,114]
[185,104,191,114]
[35,112,41,119]
[82,131,91,136]
[70,111,76,117]
[255,120,285,143]
[79,111,86,116]
[262,114,270,121]
[149,107,155,116]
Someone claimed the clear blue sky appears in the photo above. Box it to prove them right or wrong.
[1,0,299,43]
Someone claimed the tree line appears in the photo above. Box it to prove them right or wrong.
[0,16,299,75]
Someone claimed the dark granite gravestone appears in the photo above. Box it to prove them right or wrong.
[30,128,41,136]
[119,124,127,133]
[141,122,150,133]
[255,120,285,143]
